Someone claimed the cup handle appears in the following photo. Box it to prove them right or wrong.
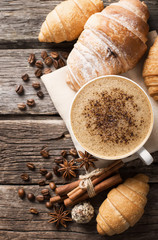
[137,147,153,165]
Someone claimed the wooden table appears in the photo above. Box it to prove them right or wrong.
[0,1,158,239]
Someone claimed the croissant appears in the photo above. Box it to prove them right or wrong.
[96,174,149,236]
[143,36,158,101]
[38,0,104,43]
[66,0,149,91]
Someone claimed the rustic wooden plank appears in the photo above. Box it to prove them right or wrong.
[0,119,158,184]
[0,0,157,47]
[0,49,70,115]
[0,184,157,240]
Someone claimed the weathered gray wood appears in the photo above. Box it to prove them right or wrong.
[0,0,157,47]
[0,184,157,240]
[0,119,158,184]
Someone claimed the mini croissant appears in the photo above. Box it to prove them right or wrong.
[143,36,158,101]
[96,174,149,236]
[38,0,104,43]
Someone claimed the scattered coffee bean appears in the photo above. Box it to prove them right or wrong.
[54,156,63,164]
[58,58,65,68]
[40,148,49,158]
[49,181,56,190]
[45,172,53,180]
[26,162,35,170]
[53,60,58,69]
[45,201,53,209]
[53,166,61,177]
[44,68,52,74]
[40,168,48,176]
[61,150,67,157]
[36,195,45,203]
[21,73,29,82]
[32,81,41,89]
[28,53,36,65]
[21,173,29,181]
[69,148,78,157]
[27,193,35,201]
[50,51,59,59]
[41,188,50,196]
[30,208,38,214]
[37,90,44,99]
[35,68,42,78]
[38,179,46,186]
[18,188,25,199]
[41,51,48,60]
[60,51,69,60]
[16,85,24,95]
[27,99,35,107]
[44,56,53,66]
[18,103,26,111]
[35,60,43,69]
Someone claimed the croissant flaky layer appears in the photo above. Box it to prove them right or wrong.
[38,0,104,43]
[143,36,158,101]
[66,0,149,91]
[96,174,149,236]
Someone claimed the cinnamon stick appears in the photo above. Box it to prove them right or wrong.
[50,195,67,204]
[64,173,122,207]
[68,161,124,201]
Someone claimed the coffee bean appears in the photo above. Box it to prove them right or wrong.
[27,193,35,201]
[49,181,56,190]
[54,156,63,165]
[30,208,38,214]
[28,53,36,65]
[21,73,29,82]
[60,51,69,60]
[37,90,44,99]
[35,60,43,69]
[40,148,49,158]
[21,173,29,181]
[45,172,53,180]
[38,179,46,186]
[27,99,35,107]
[41,51,48,60]
[69,148,78,157]
[45,201,53,209]
[18,188,25,199]
[61,150,67,157]
[36,195,45,202]
[26,162,35,170]
[41,188,50,196]
[58,58,65,68]
[50,51,59,59]
[35,68,42,78]
[16,85,24,95]
[53,166,61,177]
[44,68,52,74]
[32,81,41,89]
[18,103,26,111]
[40,168,48,176]
[44,57,53,66]
[53,60,58,69]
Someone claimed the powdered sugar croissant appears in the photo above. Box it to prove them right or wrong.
[66,0,149,91]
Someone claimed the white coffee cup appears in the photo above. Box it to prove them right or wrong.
[69,75,154,165]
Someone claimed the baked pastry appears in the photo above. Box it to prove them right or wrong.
[96,174,149,236]
[38,0,104,43]
[66,0,149,91]
[143,36,158,101]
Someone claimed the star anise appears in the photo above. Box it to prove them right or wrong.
[58,159,78,179]
[48,206,72,228]
[76,151,98,171]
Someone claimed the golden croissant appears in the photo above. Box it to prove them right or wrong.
[143,36,158,101]
[38,0,104,43]
[66,0,149,91]
[96,174,149,236]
